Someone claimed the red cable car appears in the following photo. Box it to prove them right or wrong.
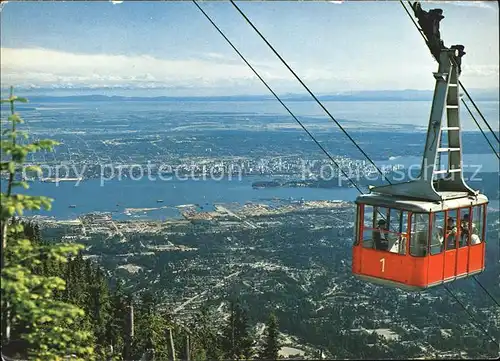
[352,46,488,291]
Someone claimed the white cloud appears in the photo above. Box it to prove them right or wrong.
[1,47,497,94]
[0,47,262,89]
[462,64,499,77]
[110,0,124,5]
[203,52,227,60]
[425,1,497,10]
[0,47,354,91]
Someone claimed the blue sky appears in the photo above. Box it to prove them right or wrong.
[1,1,498,96]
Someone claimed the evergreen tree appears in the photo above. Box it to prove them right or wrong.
[63,253,87,307]
[259,312,280,360]
[132,310,171,360]
[222,299,255,360]
[1,88,94,360]
[105,281,128,359]
[88,267,112,355]
[192,306,223,360]
[139,289,157,317]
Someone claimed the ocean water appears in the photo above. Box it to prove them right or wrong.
[23,176,361,220]
[2,98,498,220]
[21,173,499,220]
[13,99,500,132]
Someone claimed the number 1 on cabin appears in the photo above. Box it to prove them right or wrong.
[380,258,385,273]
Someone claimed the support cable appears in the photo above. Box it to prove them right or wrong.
[472,275,500,308]
[400,0,500,145]
[229,0,393,186]
[460,84,500,144]
[461,99,500,159]
[193,0,402,234]
[191,0,364,194]
[444,284,499,348]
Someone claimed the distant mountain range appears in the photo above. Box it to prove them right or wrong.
[2,89,499,103]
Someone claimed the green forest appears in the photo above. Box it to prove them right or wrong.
[2,221,281,361]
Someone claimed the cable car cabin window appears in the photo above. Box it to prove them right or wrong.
[362,205,375,248]
[373,206,389,251]
[431,212,445,255]
[470,205,484,245]
[459,207,471,247]
[445,209,458,250]
[362,206,407,253]
[410,213,429,256]
[354,205,361,246]
[387,209,408,255]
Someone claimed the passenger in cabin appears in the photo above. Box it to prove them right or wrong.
[446,217,457,249]
[460,213,481,245]
[374,219,389,251]
[456,214,482,246]
[471,233,481,245]
[460,214,471,246]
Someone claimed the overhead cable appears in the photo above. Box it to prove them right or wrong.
[229,0,393,186]
[191,0,364,194]
[400,0,499,146]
